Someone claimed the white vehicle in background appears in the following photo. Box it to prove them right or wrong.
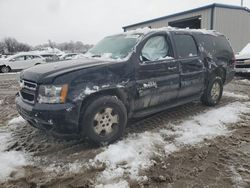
[60,53,78,60]
[0,53,46,73]
[235,43,250,74]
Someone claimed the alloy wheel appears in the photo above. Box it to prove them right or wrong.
[93,107,119,137]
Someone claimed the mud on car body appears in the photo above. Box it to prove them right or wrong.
[16,27,235,144]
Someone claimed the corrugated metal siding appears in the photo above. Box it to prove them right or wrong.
[125,9,212,31]
[214,7,250,52]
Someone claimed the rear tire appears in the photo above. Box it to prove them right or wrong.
[80,95,127,144]
[1,66,10,73]
[201,76,223,106]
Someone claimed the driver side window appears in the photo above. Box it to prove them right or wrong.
[141,36,172,62]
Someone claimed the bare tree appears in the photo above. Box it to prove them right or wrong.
[0,37,31,54]
[35,40,93,53]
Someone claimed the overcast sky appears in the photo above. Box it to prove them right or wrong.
[0,0,249,46]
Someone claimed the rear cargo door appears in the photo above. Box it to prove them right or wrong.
[173,33,205,98]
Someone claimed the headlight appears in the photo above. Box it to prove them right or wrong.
[37,84,68,104]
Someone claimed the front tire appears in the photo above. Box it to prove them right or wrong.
[1,66,11,73]
[80,95,127,144]
[201,76,223,106]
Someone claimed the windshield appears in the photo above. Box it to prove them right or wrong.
[87,34,141,60]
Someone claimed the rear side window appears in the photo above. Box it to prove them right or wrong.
[199,35,233,58]
[216,36,233,53]
[174,34,198,58]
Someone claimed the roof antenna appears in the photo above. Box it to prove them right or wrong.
[241,0,244,6]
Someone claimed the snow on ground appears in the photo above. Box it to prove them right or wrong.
[8,116,25,126]
[229,166,247,188]
[238,79,250,85]
[0,122,27,181]
[95,180,129,188]
[93,102,250,187]
[0,72,19,76]
[223,91,249,100]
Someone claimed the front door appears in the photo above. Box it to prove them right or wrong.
[134,34,180,112]
[9,55,26,69]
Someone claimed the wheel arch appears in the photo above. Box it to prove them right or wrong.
[211,67,226,84]
[0,65,11,72]
[78,88,130,125]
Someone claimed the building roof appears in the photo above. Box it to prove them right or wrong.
[123,3,250,30]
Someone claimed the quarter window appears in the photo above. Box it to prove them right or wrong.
[141,36,172,62]
[32,55,40,59]
[174,34,198,58]
[26,55,33,60]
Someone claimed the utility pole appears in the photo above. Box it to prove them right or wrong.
[241,0,244,6]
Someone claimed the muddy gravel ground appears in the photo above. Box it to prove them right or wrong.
[0,73,250,188]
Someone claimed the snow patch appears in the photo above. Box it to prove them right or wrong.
[124,26,221,37]
[95,180,129,188]
[95,132,164,184]
[94,102,250,186]
[238,79,250,85]
[223,91,249,100]
[174,102,247,145]
[0,127,27,181]
[84,86,99,95]
[229,166,247,188]
[0,151,26,181]
[8,116,25,126]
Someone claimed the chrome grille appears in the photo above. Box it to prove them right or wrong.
[20,80,37,104]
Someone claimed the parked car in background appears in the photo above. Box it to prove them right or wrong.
[235,43,250,74]
[16,28,235,144]
[0,54,14,60]
[60,53,78,60]
[0,53,46,73]
[71,53,86,60]
[40,54,60,62]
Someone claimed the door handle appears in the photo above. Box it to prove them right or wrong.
[168,66,177,70]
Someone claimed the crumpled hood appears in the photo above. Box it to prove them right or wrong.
[20,58,110,83]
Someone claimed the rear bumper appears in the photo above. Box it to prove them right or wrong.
[15,93,80,135]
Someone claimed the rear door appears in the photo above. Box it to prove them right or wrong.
[173,33,205,98]
[24,55,36,68]
[134,34,180,111]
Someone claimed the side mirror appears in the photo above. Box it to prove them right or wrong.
[10,58,15,62]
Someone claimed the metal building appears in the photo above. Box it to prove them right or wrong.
[123,3,250,52]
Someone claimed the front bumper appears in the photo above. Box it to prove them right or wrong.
[15,93,80,135]
[235,60,250,74]
[235,68,250,74]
